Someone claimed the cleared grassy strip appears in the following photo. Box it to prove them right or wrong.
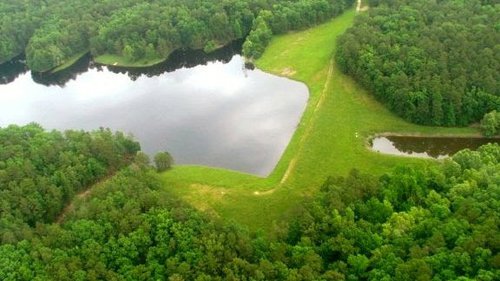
[160,9,478,232]
[50,51,89,73]
[94,54,167,67]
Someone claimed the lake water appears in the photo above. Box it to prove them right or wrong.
[0,44,308,176]
[371,136,500,159]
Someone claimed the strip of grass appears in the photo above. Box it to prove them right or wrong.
[94,54,167,68]
[160,9,478,232]
[50,51,89,73]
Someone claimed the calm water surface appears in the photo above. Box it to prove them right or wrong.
[0,46,308,176]
[372,136,500,159]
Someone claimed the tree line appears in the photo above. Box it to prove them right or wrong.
[243,0,354,59]
[0,0,353,72]
[1,124,498,280]
[336,0,500,126]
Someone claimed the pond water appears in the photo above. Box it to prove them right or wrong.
[371,136,500,159]
[0,44,308,176]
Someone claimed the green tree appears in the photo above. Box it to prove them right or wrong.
[134,151,150,167]
[480,110,499,137]
[154,152,173,172]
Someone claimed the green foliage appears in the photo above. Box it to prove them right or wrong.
[0,0,46,64]
[134,151,151,167]
[0,124,139,243]
[1,143,498,280]
[1,0,353,70]
[2,0,139,71]
[243,13,273,59]
[480,110,500,137]
[154,152,174,172]
[0,166,268,280]
[243,0,353,59]
[336,0,500,126]
[1,2,498,278]
[280,143,500,279]
[203,40,218,53]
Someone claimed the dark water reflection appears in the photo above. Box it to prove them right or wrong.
[0,46,308,176]
[25,40,244,87]
[31,53,94,87]
[106,40,243,81]
[371,136,500,159]
[0,55,28,85]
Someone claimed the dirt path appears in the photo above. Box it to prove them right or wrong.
[55,175,114,224]
[279,58,335,186]
[357,0,369,12]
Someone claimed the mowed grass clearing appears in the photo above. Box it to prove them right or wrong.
[160,9,477,232]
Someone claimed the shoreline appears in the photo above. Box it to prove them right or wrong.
[94,54,168,68]
[50,51,89,74]
[6,39,239,72]
[94,40,235,68]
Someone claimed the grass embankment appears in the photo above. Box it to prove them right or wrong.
[160,9,477,232]
[50,51,89,73]
[94,54,167,68]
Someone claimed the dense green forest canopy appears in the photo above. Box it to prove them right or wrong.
[0,124,139,244]
[0,0,44,66]
[481,111,500,137]
[1,125,498,280]
[0,0,354,72]
[336,0,500,126]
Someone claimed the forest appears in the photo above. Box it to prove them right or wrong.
[0,124,140,244]
[0,0,353,72]
[2,0,499,280]
[335,0,500,126]
[1,125,499,280]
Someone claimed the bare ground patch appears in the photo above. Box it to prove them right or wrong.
[185,184,229,216]
[253,188,277,196]
[281,67,297,76]
[56,178,108,224]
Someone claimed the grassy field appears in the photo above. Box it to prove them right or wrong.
[94,54,167,68]
[160,9,478,232]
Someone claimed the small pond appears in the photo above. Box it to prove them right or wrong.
[371,136,500,159]
[0,43,308,176]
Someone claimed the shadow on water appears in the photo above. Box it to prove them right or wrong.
[15,39,244,86]
[106,39,244,80]
[0,55,28,85]
[31,53,95,87]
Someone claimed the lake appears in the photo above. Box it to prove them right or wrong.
[371,136,500,159]
[0,44,308,176]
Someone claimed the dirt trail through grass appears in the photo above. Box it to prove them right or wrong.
[280,58,335,186]
[160,9,477,232]
[55,175,113,223]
